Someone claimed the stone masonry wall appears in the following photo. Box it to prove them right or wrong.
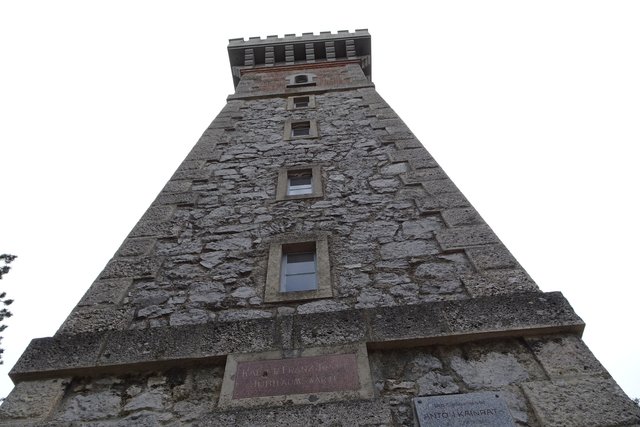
[58,64,537,336]
[3,335,638,426]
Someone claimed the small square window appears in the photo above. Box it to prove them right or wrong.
[291,121,310,137]
[294,96,309,108]
[276,166,323,200]
[284,119,318,140]
[265,237,332,303]
[287,95,316,110]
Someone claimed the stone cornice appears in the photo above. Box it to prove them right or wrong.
[10,292,584,383]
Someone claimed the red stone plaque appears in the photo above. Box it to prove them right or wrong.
[232,353,360,399]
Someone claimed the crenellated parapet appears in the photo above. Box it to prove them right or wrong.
[228,29,371,87]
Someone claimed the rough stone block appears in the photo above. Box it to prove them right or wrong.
[115,237,155,257]
[466,244,517,270]
[380,240,439,259]
[389,148,432,163]
[421,179,460,195]
[202,398,393,426]
[450,352,530,389]
[525,334,605,378]
[443,292,582,337]
[416,371,459,395]
[54,390,123,422]
[356,288,395,308]
[10,333,105,381]
[128,220,180,238]
[401,168,447,184]
[296,300,349,315]
[58,306,133,334]
[0,378,70,421]
[380,162,408,176]
[433,192,471,209]
[171,167,211,181]
[98,320,277,366]
[163,180,192,194]
[217,309,273,322]
[461,269,538,297]
[99,257,163,280]
[436,225,499,250]
[152,192,198,206]
[295,309,368,347]
[139,205,174,223]
[409,156,440,169]
[352,221,398,241]
[522,376,640,427]
[78,278,132,306]
[394,139,424,149]
[441,208,483,227]
[368,304,448,345]
[156,240,203,256]
[401,217,443,239]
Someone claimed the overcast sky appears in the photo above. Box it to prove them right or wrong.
[1,1,639,400]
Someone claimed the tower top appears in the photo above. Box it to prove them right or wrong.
[227,29,371,87]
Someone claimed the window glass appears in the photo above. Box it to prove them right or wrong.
[281,252,317,292]
[291,121,311,137]
[293,96,309,108]
[294,74,309,84]
[287,170,313,195]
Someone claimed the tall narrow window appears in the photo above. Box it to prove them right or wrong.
[265,237,332,303]
[281,248,317,292]
[287,169,313,195]
[291,121,311,137]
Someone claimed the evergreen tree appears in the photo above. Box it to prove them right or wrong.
[0,254,16,365]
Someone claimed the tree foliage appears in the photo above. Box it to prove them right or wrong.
[0,254,16,365]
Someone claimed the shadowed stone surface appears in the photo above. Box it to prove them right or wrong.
[522,376,640,427]
[0,379,69,421]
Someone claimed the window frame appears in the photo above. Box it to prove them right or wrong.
[276,165,323,201]
[291,121,311,137]
[265,236,332,303]
[287,95,316,110]
[283,119,319,140]
[286,170,313,196]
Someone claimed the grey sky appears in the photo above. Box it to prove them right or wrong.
[1,0,639,399]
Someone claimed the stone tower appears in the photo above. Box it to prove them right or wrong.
[1,30,638,426]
